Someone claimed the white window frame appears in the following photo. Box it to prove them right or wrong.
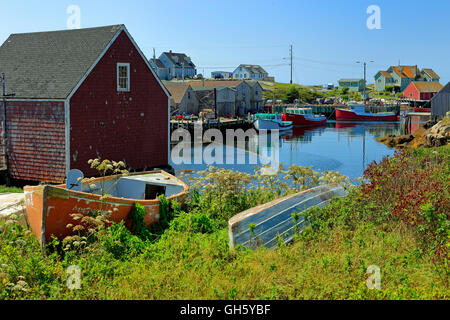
[117,63,130,92]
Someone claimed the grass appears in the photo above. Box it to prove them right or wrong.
[0,185,23,194]
[0,146,448,300]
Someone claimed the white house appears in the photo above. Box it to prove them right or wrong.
[233,64,268,80]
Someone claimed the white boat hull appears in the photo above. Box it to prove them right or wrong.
[228,184,348,249]
[253,119,293,131]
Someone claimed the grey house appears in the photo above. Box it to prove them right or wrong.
[154,51,196,80]
[245,80,264,112]
[188,80,253,116]
[192,86,237,117]
[431,82,450,119]
[233,64,268,80]
[163,81,199,115]
[149,58,168,80]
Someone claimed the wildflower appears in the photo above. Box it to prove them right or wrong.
[73,225,85,232]
[5,220,15,226]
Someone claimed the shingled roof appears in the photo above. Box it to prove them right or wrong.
[150,58,166,69]
[411,81,443,93]
[239,64,268,75]
[0,25,123,99]
[422,68,440,80]
[162,51,195,68]
[162,81,190,104]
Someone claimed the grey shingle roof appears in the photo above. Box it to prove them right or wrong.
[239,64,267,75]
[0,24,123,99]
[150,58,166,69]
[162,52,195,68]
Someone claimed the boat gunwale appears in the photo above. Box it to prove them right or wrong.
[24,170,189,205]
[228,184,341,225]
[336,108,396,117]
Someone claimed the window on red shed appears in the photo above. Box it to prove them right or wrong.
[117,63,130,92]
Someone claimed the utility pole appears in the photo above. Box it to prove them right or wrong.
[214,88,218,120]
[356,60,374,106]
[290,45,293,84]
[182,62,185,84]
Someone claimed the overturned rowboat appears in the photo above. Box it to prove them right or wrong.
[228,184,348,250]
[24,170,188,247]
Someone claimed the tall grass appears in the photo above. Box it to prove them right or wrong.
[0,146,448,300]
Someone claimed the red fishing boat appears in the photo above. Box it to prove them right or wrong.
[282,107,327,126]
[335,105,398,121]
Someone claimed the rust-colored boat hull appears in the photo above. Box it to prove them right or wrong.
[24,170,188,247]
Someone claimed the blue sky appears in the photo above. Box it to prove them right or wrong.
[1,0,449,85]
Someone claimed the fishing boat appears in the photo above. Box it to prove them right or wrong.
[282,107,327,126]
[228,184,348,250]
[24,170,188,247]
[253,113,293,131]
[335,105,398,121]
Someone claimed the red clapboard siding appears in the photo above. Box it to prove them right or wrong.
[69,30,168,176]
[3,101,66,182]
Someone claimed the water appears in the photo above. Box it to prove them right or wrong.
[170,121,401,181]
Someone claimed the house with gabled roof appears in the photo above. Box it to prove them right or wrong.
[421,69,440,83]
[374,65,440,92]
[188,79,257,116]
[233,64,268,80]
[162,81,199,115]
[402,81,443,101]
[149,58,169,80]
[0,25,170,183]
[152,51,196,80]
[192,86,237,117]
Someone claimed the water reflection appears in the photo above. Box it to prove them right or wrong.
[170,121,402,181]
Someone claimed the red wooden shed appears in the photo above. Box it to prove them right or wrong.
[0,25,170,183]
[402,81,443,101]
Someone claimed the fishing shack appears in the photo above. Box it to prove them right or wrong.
[0,25,170,183]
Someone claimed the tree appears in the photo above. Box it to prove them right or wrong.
[341,87,350,95]
[285,86,300,103]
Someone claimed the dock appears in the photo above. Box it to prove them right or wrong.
[269,104,400,119]
[170,117,252,132]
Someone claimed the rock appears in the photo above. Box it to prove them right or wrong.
[394,134,414,145]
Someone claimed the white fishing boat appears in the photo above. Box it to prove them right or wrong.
[253,113,293,131]
[228,184,348,250]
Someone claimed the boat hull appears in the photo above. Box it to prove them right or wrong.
[24,170,188,247]
[228,184,348,250]
[253,119,293,131]
[282,113,326,126]
[335,108,397,121]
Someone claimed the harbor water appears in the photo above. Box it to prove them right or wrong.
[170,121,402,182]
